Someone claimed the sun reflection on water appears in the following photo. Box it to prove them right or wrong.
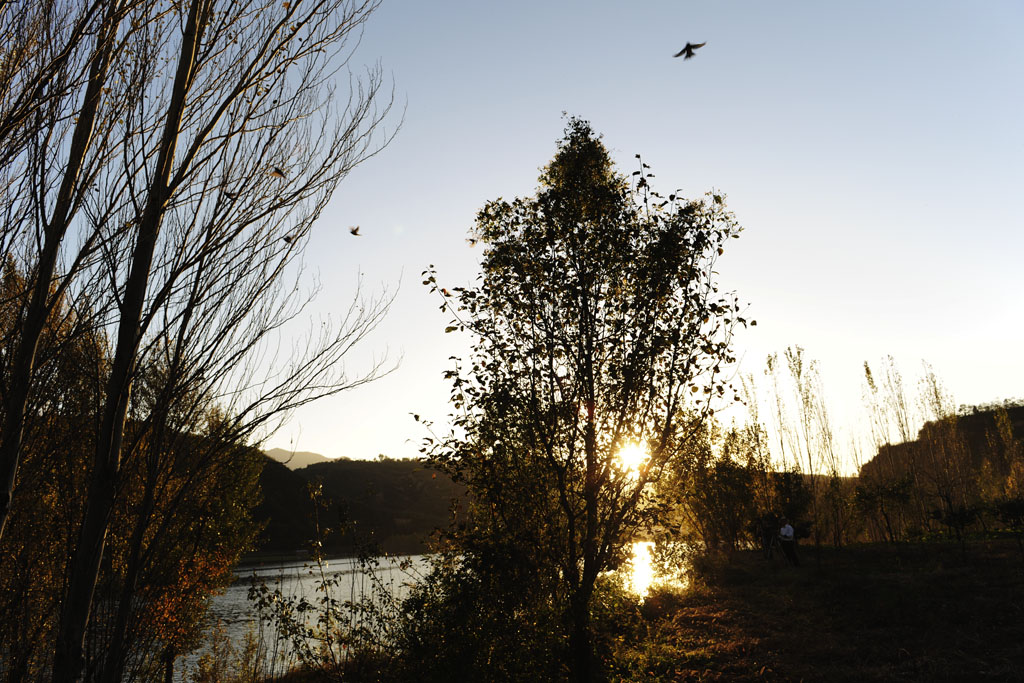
[626,541,655,598]
[624,540,689,600]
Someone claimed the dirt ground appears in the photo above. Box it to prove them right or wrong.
[605,539,1024,682]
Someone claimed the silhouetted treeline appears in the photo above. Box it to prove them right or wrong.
[253,458,319,553]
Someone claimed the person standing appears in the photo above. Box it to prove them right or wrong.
[779,517,799,566]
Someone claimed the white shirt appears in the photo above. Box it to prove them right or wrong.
[779,523,794,541]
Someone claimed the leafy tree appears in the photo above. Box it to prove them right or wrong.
[424,117,745,680]
[0,262,105,681]
[853,476,912,543]
[771,469,813,536]
[660,422,757,553]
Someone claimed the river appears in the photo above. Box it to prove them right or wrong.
[178,554,429,679]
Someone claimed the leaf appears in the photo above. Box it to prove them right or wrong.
[444,326,458,333]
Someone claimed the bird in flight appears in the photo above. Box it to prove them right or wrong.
[349,226,361,236]
[674,42,706,60]
[269,167,287,179]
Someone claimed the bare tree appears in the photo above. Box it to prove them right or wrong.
[0,0,402,679]
[0,0,134,543]
[766,347,852,551]
[765,352,796,472]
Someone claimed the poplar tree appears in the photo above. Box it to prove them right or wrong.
[0,0,394,678]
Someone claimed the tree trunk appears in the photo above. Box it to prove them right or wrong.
[572,374,600,682]
[52,1,206,678]
[162,646,176,683]
[98,467,158,683]
[568,595,595,683]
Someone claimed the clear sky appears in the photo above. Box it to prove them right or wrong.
[264,1,1024,469]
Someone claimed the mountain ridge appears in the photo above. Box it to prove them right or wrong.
[264,447,336,470]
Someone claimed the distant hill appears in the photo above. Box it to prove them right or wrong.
[301,458,466,554]
[251,456,465,556]
[264,447,333,470]
[860,404,1024,481]
[253,456,317,553]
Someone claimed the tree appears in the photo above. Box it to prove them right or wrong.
[425,118,745,680]
[0,0,395,678]
[48,0,394,673]
[0,261,106,681]
[659,421,758,554]
[0,258,293,680]
[0,0,123,543]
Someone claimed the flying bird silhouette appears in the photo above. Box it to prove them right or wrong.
[349,226,361,236]
[269,167,287,179]
[674,42,706,60]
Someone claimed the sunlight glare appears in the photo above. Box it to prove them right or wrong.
[616,442,649,478]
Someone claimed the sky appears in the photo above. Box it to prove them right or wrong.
[263,1,1024,469]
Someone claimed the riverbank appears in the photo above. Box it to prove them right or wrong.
[603,539,1024,681]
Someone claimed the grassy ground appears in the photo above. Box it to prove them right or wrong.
[604,539,1024,682]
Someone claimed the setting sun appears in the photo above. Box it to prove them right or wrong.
[616,443,649,477]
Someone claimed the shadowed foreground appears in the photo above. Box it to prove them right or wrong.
[603,539,1024,682]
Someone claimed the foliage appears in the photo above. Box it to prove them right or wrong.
[187,622,269,683]
[387,538,565,682]
[0,372,263,679]
[657,422,758,553]
[769,470,813,534]
[858,391,1024,545]
[0,263,103,680]
[854,476,913,543]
